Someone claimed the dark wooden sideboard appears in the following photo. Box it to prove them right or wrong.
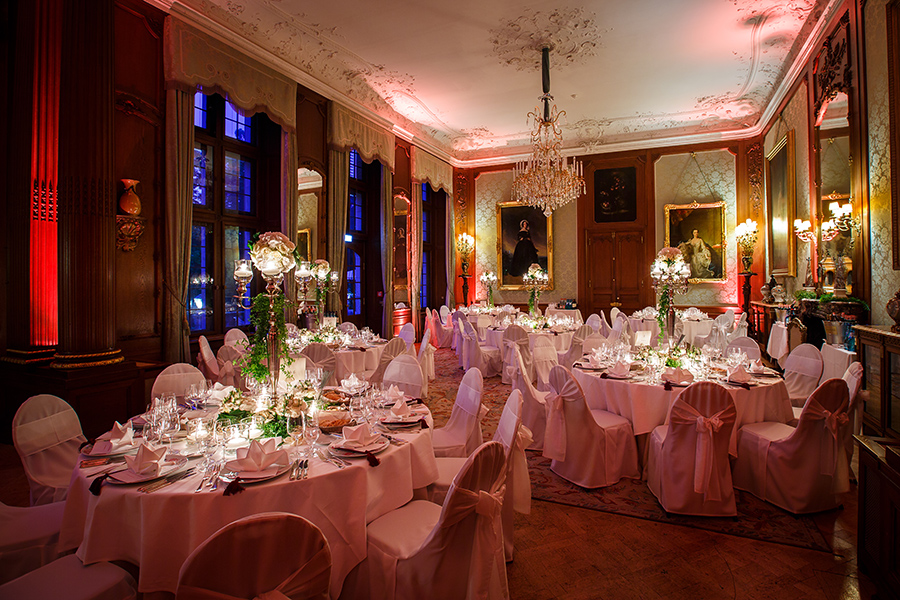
[854,326,900,440]
[855,435,900,600]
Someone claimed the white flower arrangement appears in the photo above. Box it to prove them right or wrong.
[250,231,296,276]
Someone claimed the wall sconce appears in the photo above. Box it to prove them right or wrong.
[734,219,758,273]
[456,232,475,305]
[793,219,817,288]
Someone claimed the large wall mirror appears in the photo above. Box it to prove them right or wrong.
[297,167,324,261]
[816,92,853,293]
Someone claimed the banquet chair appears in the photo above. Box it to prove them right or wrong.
[841,362,865,477]
[462,319,502,378]
[12,394,87,505]
[0,554,137,600]
[151,363,205,399]
[732,378,851,514]
[726,336,761,361]
[557,324,593,369]
[369,337,408,385]
[783,343,824,407]
[338,321,358,335]
[215,344,246,390]
[427,390,532,561]
[216,342,244,366]
[347,441,508,600]
[450,311,465,356]
[384,354,426,398]
[716,309,735,334]
[176,513,331,600]
[430,309,453,348]
[543,366,640,488]
[0,500,64,585]
[532,336,559,392]
[196,335,219,382]
[302,343,338,387]
[726,313,749,343]
[582,333,608,356]
[647,382,737,516]
[585,313,601,333]
[223,327,249,348]
[432,368,487,457]
[597,311,613,338]
[417,329,436,396]
[500,325,529,384]
[511,345,549,451]
[398,322,416,354]
[439,305,451,325]
[607,314,626,344]
[610,306,622,323]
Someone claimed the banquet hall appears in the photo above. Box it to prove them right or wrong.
[0,0,897,598]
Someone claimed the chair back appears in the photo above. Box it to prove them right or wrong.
[558,326,591,369]
[440,368,486,455]
[585,313,601,333]
[223,328,249,347]
[574,324,593,342]
[383,354,425,398]
[398,322,416,350]
[216,344,244,365]
[786,379,851,487]
[492,390,531,514]
[197,335,219,380]
[13,395,87,505]
[338,322,358,335]
[440,305,451,323]
[608,315,625,342]
[726,336,761,361]
[610,306,621,322]
[369,337,407,384]
[418,328,433,357]
[531,336,558,391]
[715,309,735,332]
[302,343,337,386]
[542,365,590,462]
[843,361,863,406]
[783,343,824,401]
[176,512,332,600]
[152,363,205,399]
[582,333,608,356]
[727,313,749,342]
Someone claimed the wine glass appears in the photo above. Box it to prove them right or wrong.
[303,411,320,459]
[286,414,305,460]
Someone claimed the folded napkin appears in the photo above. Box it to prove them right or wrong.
[225,439,288,474]
[607,360,631,378]
[384,384,405,403]
[749,359,766,374]
[390,398,412,418]
[662,367,695,385]
[207,383,235,403]
[682,307,709,321]
[728,365,751,384]
[124,444,167,478]
[91,421,135,455]
[341,373,363,390]
[338,423,383,451]
[586,353,603,368]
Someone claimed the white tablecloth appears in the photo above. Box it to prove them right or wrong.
[546,307,583,323]
[572,368,792,455]
[628,318,660,348]
[767,322,789,363]
[682,318,714,347]
[820,343,856,383]
[484,328,574,353]
[335,346,384,380]
[59,414,437,597]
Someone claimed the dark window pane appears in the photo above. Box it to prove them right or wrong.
[224,151,254,215]
[224,102,253,142]
[224,226,254,328]
[349,149,362,180]
[421,250,429,309]
[194,92,208,130]
[422,209,430,244]
[346,249,363,316]
[188,224,214,332]
[193,143,213,207]
[348,191,365,233]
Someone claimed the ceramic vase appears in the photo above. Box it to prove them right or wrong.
[119,179,141,215]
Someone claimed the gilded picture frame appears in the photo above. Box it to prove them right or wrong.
[296,228,311,262]
[664,201,727,283]
[496,202,553,290]
[765,130,797,277]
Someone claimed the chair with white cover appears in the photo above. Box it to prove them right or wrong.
[430,309,453,348]
[783,343,824,407]
[732,378,851,514]
[426,390,532,562]
[511,345,548,451]
[0,500,64,585]
[398,322,416,353]
[0,554,137,600]
[215,344,246,390]
[543,366,640,488]
[196,335,219,382]
[716,309,735,333]
[609,306,622,323]
[12,395,87,506]
[432,368,487,457]
[151,363,206,399]
[531,336,559,392]
[726,336,761,361]
[216,343,244,366]
[368,337,408,385]
[450,311,465,357]
[223,327,249,348]
[417,328,436,394]
[841,362,864,470]
[500,325,529,384]
[585,313,601,334]
[176,512,331,600]
[726,313,748,343]
[647,382,737,516]
[607,314,627,344]
[384,354,426,399]
[302,343,338,387]
[439,305,451,325]
[597,311,612,338]
[462,320,501,378]
[581,333,608,357]
[347,441,508,600]
[557,324,593,369]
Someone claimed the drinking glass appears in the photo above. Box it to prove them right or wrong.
[303,411,320,458]
[287,414,305,459]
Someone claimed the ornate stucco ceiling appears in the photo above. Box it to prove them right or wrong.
[172,0,840,166]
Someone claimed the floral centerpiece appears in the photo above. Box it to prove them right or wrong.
[479,271,497,307]
[516,313,548,331]
[650,247,691,341]
[285,325,350,352]
[523,263,549,316]
[249,232,296,277]
[217,380,317,438]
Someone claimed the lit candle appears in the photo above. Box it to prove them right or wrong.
[260,259,282,277]
[296,261,311,278]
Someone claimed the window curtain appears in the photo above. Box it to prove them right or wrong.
[281,130,299,318]
[381,171,394,338]
[326,148,349,315]
[329,103,395,170]
[446,196,456,309]
[162,87,194,363]
[409,188,423,338]
[410,146,453,196]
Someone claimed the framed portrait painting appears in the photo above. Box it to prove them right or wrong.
[664,201,727,283]
[766,130,796,277]
[496,202,553,290]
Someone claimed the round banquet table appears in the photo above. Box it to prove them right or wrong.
[545,307,583,323]
[682,318,714,347]
[571,367,792,456]
[627,317,661,348]
[59,409,437,598]
[484,327,574,353]
[334,345,384,381]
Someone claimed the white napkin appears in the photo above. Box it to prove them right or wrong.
[389,398,412,419]
[384,384,404,403]
[607,360,631,378]
[207,383,235,403]
[91,421,135,455]
[662,367,695,385]
[124,444,167,477]
[338,423,383,451]
[341,373,362,390]
[225,439,288,474]
[749,359,766,374]
[728,365,751,383]
[587,353,603,368]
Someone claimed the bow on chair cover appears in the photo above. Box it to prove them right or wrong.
[802,398,850,492]
[542,369,584,462]
[668,401,736,501]
[217,361,242,390]
[443,485,508,599]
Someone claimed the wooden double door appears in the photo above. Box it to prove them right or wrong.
[583,230,648,318]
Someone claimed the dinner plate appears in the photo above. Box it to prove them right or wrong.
[225,462,292,483]
[573,363,604,371]
[604,373,632,380]
[81,441,141,458]
[329,436,390,458]
[107,455,189,484]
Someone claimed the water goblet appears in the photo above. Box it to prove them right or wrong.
[303,411,320,459]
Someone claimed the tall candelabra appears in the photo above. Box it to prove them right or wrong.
[650,248,691,340]
[523,263,549,316]
[819,200,859,298]
[793,219,816,288]
[293,260,339,326]
[479,271,497,307]
[735,219,758,337]
[457,233,475,305]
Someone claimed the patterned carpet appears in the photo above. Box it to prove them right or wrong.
[423,347,832,553]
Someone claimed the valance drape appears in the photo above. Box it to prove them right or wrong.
[328,103,395,172]
[164,16,297,132]
[411,147,453,196]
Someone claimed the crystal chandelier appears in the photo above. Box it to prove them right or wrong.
[512,47,585,216]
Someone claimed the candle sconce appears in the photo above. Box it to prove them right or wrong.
[233,259,253,308]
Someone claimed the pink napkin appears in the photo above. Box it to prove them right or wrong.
[749,359,766,374]
[607,361,631,378]
[90,421,136,455]
[338,423,383,451]
[384,384,404,403]
[390,398,412,418]
[728,365,751,384]
[225,439,288,475]
[124,445,167,478]
[662,367,694,385]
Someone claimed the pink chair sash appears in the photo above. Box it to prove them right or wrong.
[801,398,849,481]
[442,485,507,599]
[542,370,583,462]
[669,401,736,501]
